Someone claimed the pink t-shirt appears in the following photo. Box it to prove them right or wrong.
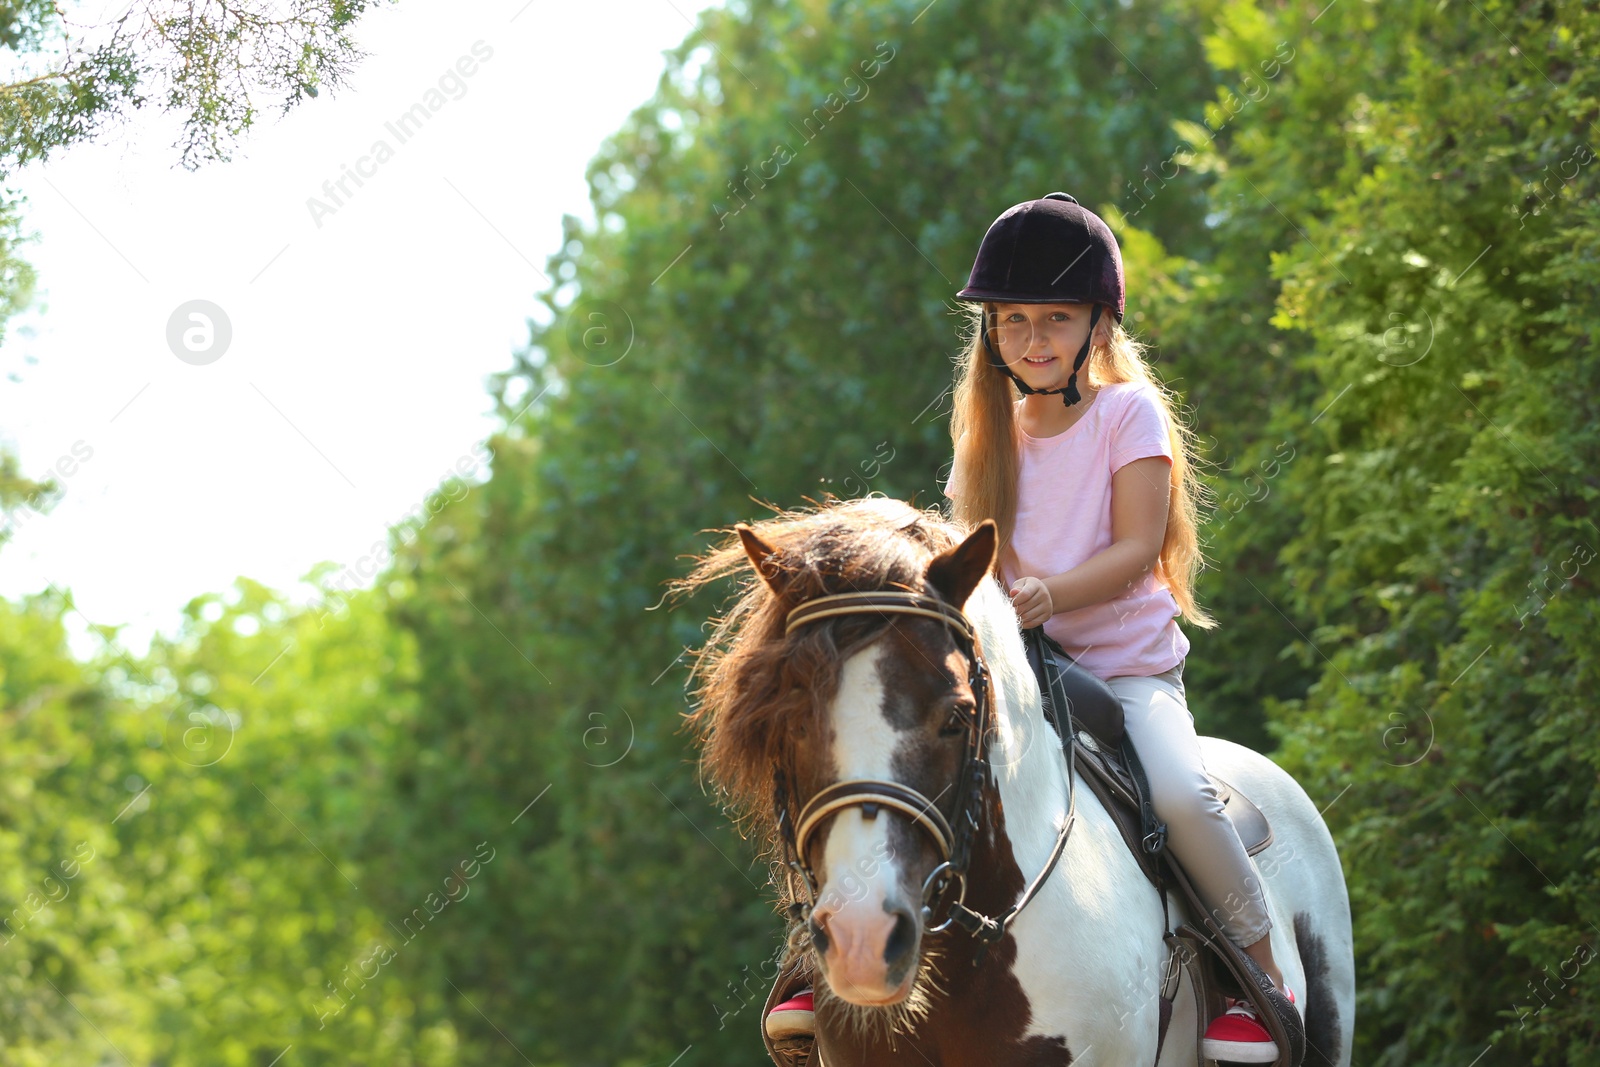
[945,381,1190,680]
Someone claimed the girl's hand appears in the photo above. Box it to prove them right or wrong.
[1009,576,1054,629]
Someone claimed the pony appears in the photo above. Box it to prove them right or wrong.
[675,496,1354,1066]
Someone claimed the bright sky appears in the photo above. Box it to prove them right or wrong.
[0,0,721,657]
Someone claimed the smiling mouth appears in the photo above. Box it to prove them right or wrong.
[1023,356,1055,364]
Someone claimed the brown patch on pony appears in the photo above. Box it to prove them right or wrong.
[667,498,986,853]
[924,518,997,610]
[812,769,1075,1066]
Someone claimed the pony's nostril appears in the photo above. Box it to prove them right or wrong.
[808,916,831,956]
[884,909,916,966]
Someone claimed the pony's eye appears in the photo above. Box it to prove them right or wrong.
[938,705,972,738]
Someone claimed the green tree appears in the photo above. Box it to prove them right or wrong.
[1192,1,1600,1062]
[1,0,390,172]
[10,2,1594,1064]
[0,0,393,346]
[0,575,469,1065]
[394,0,1231,1062]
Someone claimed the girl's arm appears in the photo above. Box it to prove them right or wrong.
[1009,456,1172,628]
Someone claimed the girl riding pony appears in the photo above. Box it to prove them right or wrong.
[943,191,1303,1065]
[765,192,1305,1066]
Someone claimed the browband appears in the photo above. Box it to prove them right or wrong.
[785,591,975,643]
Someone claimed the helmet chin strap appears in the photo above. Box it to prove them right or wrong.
[983,304,1103,407]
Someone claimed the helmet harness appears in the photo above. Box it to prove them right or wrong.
[980,303,1105,408]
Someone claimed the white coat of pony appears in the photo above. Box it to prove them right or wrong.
[820,571,1356,1065]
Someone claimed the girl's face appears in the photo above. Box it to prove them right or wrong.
[989,302,1106,389]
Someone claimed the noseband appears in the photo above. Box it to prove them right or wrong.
[773,590,1076,949]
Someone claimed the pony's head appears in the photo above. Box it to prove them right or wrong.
[676,498,999,1010]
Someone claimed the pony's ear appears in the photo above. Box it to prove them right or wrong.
[736,523,786,596]
[924,520,998,609]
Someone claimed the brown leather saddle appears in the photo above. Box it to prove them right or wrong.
[1025,628,1271,870]
[1070,721,1273,879]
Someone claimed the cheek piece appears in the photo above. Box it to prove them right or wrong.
[982,303,1103,408]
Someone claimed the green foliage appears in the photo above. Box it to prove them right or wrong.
[0,581,465,1065]
[0,443,52,547]
[0,185,36,349]
[0,0,393,172]
[1191,0,1600,1062]
[429,1,1224,1060]
[3,1,1597,1064]
[0,1,391,347]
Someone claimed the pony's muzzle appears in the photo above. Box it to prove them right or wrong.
[810,897,920,1004]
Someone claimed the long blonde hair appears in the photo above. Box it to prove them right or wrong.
[947,302,1216,630]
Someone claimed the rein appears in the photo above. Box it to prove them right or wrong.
[773,590,1077,951]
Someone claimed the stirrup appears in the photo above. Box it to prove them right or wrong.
[765,989,815,1041]
[1202,984,1295,1064]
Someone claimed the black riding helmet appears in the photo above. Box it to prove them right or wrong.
[956,192,1126,406]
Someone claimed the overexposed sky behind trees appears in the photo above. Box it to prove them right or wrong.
[0,0,721,656]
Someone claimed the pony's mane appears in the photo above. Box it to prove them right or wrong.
[670,498,1060,1031]
[668,496,972,854]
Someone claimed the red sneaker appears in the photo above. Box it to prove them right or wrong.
[1202,984,1294,1064]
[765,989,815,1041]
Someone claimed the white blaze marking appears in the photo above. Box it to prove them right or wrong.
[830,643,897,781]
[818,643,899,916]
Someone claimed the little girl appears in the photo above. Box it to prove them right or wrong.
[942,192,1301,1065]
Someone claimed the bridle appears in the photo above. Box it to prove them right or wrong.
[772,589,1077,949]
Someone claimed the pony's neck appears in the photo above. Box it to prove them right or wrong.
[966,578,1073,872]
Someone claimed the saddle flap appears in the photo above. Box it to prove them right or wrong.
[1071,734,1164,886]
[761,948,816,1067]
[1213,774,1273,857]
